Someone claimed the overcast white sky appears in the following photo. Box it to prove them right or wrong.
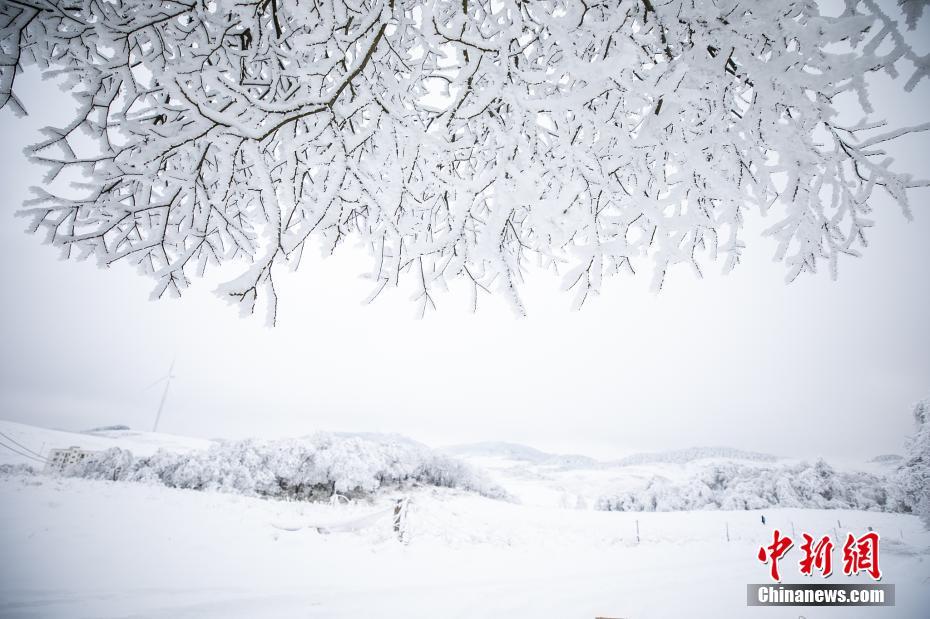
[1,19,928,461]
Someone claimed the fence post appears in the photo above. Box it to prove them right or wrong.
[726,521,730,542]
[635,519,640,544]
[393,497,409,543]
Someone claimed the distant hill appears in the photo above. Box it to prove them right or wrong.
[0,419,212,468]
[440,442,601,468]
[869,454,903,464]
[331,431,429,449]
[82,425,132,433]
[442,442,779,469]
[610,446,778,466]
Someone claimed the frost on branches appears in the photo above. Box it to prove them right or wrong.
[63,433,512,501]
[2,0,929,321]
[596,459,897,512]
[897,398,930,526]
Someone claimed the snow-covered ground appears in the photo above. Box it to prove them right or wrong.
[1,421,929,618]
[0,419,211,464]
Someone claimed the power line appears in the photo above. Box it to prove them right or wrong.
[0,430,45,459]
[0,439,45,463]
[0,438,46,464]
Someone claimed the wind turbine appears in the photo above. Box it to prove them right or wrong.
[146,360,175,433]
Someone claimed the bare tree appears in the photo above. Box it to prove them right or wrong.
[2,0,928,322]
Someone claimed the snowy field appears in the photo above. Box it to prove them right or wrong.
[1,421,929,618]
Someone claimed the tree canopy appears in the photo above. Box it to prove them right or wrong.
[2,0,928,322]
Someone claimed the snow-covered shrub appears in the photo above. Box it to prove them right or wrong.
[895,399,930,526]
[596,459,894,513]
[66,447,134,481]
[65,434,510,502]
[0,463,37,476]
[414,453,511,500]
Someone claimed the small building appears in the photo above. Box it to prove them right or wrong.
[45,446,95,474]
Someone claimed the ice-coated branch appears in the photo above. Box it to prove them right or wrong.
[3,0,929,322]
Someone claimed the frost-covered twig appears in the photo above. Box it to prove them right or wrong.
[3,0,928,321]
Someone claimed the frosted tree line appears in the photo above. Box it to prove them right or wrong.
[43,408,929,515]
[1,0,928,320]
[597,397,930,516]
[2,396,926,514]
[595,459,898,512]
[62,433,512,501]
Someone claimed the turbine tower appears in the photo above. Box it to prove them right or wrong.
[151,360,175,433]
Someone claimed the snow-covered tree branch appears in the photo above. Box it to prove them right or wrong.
[2,0,929,322]
[897,397,930,526]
